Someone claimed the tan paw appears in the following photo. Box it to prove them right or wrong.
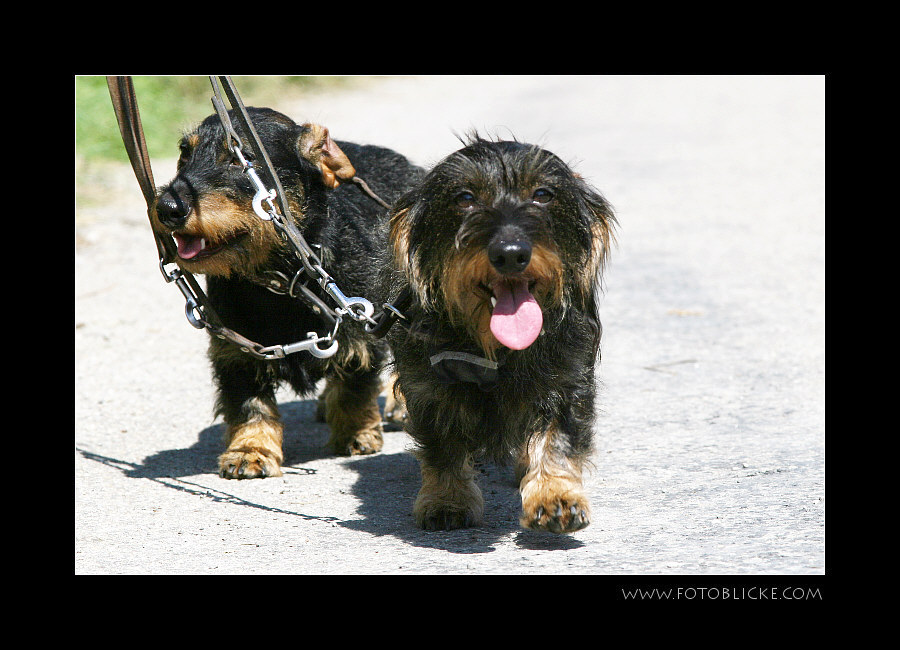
[413,459,484,530]
[414,499,483,531]
[218,447,283,479]
[219,419,284,479]
[520,479,590,533]
[331,425,384,456]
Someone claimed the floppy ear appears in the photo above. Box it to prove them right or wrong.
[297,123,356,189]
[388,198,413,274]
[579,182,616,279]
[572,182,616,357]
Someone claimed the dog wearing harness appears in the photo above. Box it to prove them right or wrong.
[150,106,423,478]
[381,135,616,532]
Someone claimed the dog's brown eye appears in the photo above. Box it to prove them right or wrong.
[532,188,554,204]
[456,191,477,209]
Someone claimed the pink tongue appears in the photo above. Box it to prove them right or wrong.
[490,279,543,350]
[174,234,204,260]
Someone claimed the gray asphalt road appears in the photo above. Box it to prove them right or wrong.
[75,75,825,576]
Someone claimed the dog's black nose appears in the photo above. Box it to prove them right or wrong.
[155,188,191,229]
[488,238,532,274]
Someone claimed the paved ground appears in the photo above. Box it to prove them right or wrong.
[75,75,825,576]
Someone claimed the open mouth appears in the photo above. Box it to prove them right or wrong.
[172,231,247,260]
[481,278,543,350]
[480,279,537,306]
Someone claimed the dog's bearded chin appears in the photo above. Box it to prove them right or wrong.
[489,278,543,350]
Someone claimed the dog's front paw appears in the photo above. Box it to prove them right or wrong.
[413,462,484,530]
[415,501,483,531]
[219,420,284,479]
[520,478,590,533]
[218,448,283,479]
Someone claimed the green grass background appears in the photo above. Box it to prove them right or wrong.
[76,76,351,165]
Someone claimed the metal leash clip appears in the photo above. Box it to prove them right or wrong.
[257,309,342,359]
[258,331,339,359]
[316,268,375,325]
[159,260,207,329]
[228,146,278,222]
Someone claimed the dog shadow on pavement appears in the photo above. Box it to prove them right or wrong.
[78,396,585,552]
[76,398,356,525]
[79,398,336,481]
[339,444,586,554]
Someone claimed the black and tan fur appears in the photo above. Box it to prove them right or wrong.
[382,136,615,533]
[151,107,422,478]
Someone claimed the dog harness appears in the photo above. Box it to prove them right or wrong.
[109,75,392,361]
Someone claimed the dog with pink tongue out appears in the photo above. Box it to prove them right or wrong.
[382,136,616,533]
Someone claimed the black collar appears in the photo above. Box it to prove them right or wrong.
[376,289,505,390]
[428,347,501,391]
